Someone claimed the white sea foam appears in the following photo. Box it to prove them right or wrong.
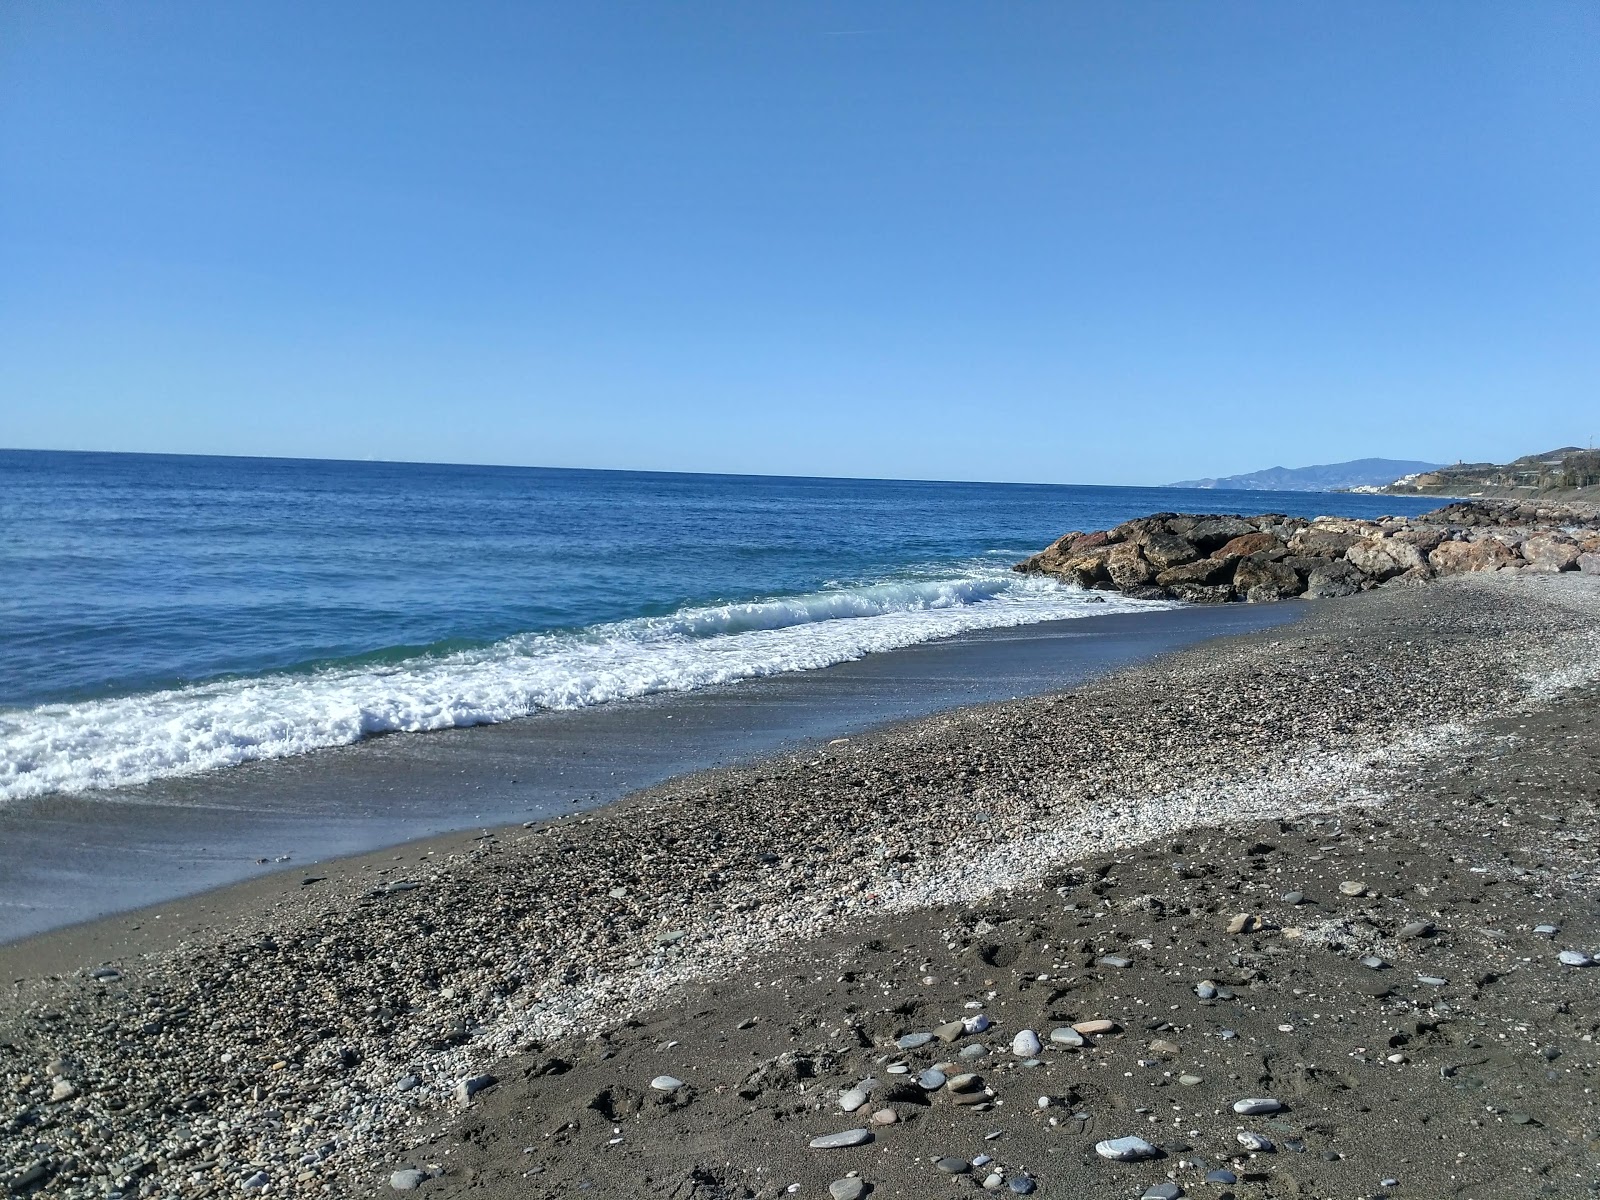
[0,566,1172,802]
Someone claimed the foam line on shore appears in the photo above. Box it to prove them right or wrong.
[0,565,1169,803]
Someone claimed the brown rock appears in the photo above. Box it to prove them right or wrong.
[1142,532,1200,571]
[1155,557,1232,588]
[1106,542,1157,588]
[1165,582,1234,604]
[1578,552,1600,575]
[1188,517,1259,552]
[1215,532,1281,561]
[1521,533,1581,572]
[1346,537,1428,581]
[1429,538,1518,574]
[1288,525,1364,557]
[1234,555,1304,602]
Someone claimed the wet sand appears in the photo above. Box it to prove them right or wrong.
[0,603,1297,943]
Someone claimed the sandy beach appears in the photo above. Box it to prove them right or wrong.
[4,571,1599,1200]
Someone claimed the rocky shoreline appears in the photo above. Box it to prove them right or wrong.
[2,572,1599,1199]
[1014,499,1600,604]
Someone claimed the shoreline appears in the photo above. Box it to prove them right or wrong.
[0,602,1301,944]
[3,572,1599,1199]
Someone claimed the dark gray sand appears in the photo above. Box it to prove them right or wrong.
[0,603,1295,943]
[3,573,1598,1200]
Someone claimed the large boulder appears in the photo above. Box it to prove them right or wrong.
[1215,532,1281,561]
[1303,560,1368,598]
[1142,531,1200,571]
[1165,582,1234,604]
[1288,525,1364,558]
[1105,542,1157,588]
[1155,557,1233,588]
[1521,533,1581,572]
[1187,517,1260,552]
[1429,538,1518,574]
[1346,537,1428,581]
[1578,552,1600,575]
[1233,555,1304,602]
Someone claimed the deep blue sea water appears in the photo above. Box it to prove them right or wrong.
[0,450,1439,802]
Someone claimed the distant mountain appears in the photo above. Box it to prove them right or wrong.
[1168,458,1444,493]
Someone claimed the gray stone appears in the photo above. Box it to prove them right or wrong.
[1399,920,1434,939]
[650,1075,685,1092]
[1282,891,1305,905]
[1232,1097,1283,1115]
[828,1180,868,1200]
[242,1173,270,1191]
[1204,1169,1237,1184]
[1009,1176,1036,1195]
[454,1074,496,1103]
[958,1043,988,1060]
[839,1088,869,1112]
[934,1157,971,1174]
[1142,1185,1182,1200]
[1559,949,1594,967]
[810,1128,873,1149]
[1097,954,1133,968]
[1049,1026,1084,1047]
[1361,955,1388,970]
[1095,1135,1158,1161]
[1011,1029,1042,1056]
[1236,1131,1274,1152]
[945,1072,983,1093]
[896,1031,934,1050]
[390,1170,426,1192]
[917,1069,946,1090]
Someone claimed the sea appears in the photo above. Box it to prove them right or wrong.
[0,449,1440,807]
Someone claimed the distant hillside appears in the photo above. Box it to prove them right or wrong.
[1168,458,1443,493]
[1374,447,1600,499]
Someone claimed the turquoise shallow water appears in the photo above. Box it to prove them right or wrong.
[0,449,1437,801]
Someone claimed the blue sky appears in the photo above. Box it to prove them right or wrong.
[2,2,1596,484]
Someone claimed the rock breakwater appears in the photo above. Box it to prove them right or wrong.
[1015,499,1600,603]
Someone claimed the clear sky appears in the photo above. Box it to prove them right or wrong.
[2,2,1596,484]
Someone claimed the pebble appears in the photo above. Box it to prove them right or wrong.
[1339,880,1369,897]
[958,1043,988,1060]
[650,1075,686,1092]
[896,1032,935,1050]
[1534,923,1560,936]
[935,1020,967,1042]
[1011,1029,1043,1056]
[1417,974,1448,987]
[454,1074,496,1103]
[983,1171,1004,1190]
[89,967,121,980]
[964,1013,993,1034]
[1282,890,1305,905]
[1399,920,1434,938]
[241,1172,270,1190]
[828,1179,867,1200]
[1226,913,1259,934]
[1361,955,1389,970]
[1009,1176,1036,1195]
[390,1170,426,1191]
[1236,1132,1274,1152]
[1233,1097,1283,1115]
[1095,1135,1158,1161]
[49,1079,75,1102]
[1073,1019,1117,1035]
[1558,949,1593,967]
[1142,1185,1182,1200]
[1204,1169,1238,1184]
[917,1069,947,1090]
[946,1072,983,1093]
[839,1088,869,1112]
[1194,980,1219,1000]
[934,1156,971,1174]
[1178,1074,1203,1086]
[870,1108,898,1126]
[810,1129,873,1149]
[1097,954,1133,968]
[395,1074,419,1092]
